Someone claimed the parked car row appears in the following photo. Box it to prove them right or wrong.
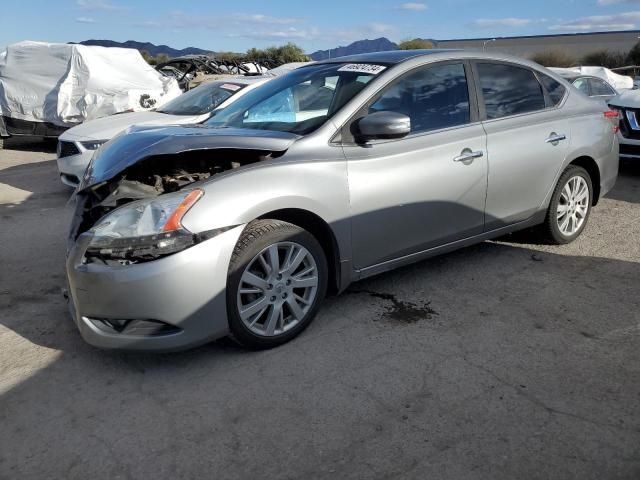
[57,76,271,186]
[0,41,304,149]
[62,50,620,352]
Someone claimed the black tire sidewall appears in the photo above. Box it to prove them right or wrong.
[547,166,593,244]
[226,222,328,349]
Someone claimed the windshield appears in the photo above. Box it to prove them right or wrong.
[206,63,385,135]
[156,81,246,115]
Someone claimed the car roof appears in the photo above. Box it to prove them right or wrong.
[231,76,272,85]
[314,49,461,65]
[197,75,270,86]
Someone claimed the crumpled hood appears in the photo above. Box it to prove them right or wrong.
[60,111,204,141]
[81,124,300,189]
[610,89,640,109]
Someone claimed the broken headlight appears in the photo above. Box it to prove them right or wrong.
[81,140,108,151]
[85,189,204,262]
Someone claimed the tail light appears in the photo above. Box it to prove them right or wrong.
[604,110,620,134]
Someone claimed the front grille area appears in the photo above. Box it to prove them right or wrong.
[619,144,640,157]
[58,141,80,158]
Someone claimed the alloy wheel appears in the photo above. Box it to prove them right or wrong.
[556,175,590,237]
[236,241,319,337]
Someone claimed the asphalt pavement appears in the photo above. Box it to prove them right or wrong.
[0,137,639,479]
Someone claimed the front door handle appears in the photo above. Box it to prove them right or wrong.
[545,133,567,144]
[453,149,484,163]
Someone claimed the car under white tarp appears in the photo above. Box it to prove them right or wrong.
[0,41,181,128]
[549,66,634,91]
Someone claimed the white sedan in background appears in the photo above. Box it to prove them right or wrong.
[57,76,271,187]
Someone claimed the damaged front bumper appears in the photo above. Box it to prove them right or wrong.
[66,225,244,351]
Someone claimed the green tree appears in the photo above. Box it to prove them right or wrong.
[581,50,628,69]
[627,41,640,65]
[215,51,242,63]
[245,43,309,67]
[139,50,156,65]
[245,47,266,62]
[530,50,576,68]
[155,53,170,65]
[397,38,435,50]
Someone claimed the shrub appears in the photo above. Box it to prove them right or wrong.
[398,39,435,50]
[628,41,640,65]
[245,43,309,66]
[530,50,577,68]
[581,50,628,69]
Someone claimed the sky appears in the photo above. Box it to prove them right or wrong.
[3,0,640,53]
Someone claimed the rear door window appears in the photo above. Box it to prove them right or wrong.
[477,63,546,119]
[538,74,566,106]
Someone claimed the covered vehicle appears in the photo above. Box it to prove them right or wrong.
[66,50,618,352]
[549,66,634,91]
[57,76,271,187]
[551,69,619,102]
[0,41,181,148]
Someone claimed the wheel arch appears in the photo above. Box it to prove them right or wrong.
[568,155,601,205]
[257,208,343,295]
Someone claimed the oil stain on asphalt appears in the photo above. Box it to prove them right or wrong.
[348,289,437,323]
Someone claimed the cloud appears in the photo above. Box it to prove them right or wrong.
[76,0,124,11]
[367,22,395,34]
[230,13,303,25]
[597,0,640,5]
[470,18,532,28]
[136,11,304,30]
[135,10,395,48]
[75,17,97,23]
[399,3,428,11]
[549,11,640,31]
[237,27,320,41]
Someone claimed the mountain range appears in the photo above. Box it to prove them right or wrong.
[309,38,399,60]
[77,39,213,57]
[76,38,403,60]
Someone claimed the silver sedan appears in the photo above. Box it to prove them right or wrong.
[65,50,619,351]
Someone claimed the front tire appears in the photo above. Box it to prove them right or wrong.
[541,165,593,244]
[226,220,328,349]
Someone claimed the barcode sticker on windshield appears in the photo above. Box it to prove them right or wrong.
[220,83,241,91]
[338,64,387,75]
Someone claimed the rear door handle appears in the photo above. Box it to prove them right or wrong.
[453,149,484,163]
[545,133,567,144]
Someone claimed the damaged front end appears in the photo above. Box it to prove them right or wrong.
[68,125,298,265]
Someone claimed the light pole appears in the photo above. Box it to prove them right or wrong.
[483,38,496,51]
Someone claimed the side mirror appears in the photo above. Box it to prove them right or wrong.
[355,111,411,141]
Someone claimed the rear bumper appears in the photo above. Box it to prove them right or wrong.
[617,126,640,158]
[66,226,244,351]
[618,141,640,159]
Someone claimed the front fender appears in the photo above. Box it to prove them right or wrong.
[180,158,351,263]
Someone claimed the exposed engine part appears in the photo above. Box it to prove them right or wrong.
[70,148,280,239]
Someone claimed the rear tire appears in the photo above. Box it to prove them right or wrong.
[541,165,593,244]
[226,219,328,350]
